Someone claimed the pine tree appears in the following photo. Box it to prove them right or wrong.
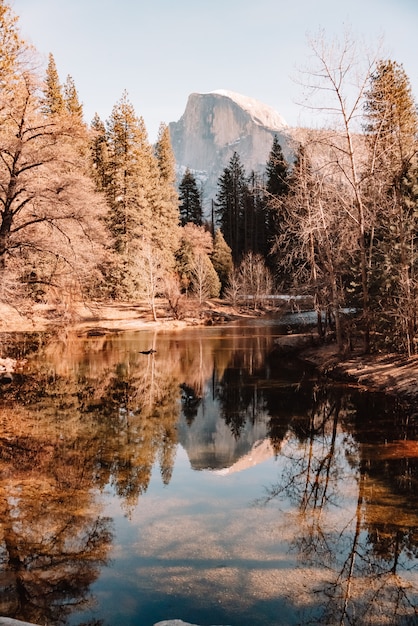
[63,74,83,119]
[101,94,180,300]
[153,122,180,268]
[365,60,418,175]
[104,91,154,296]
[178,168,202,225]
[89,113,109,191]
[364,60,418,353]
[42,53,65,116]
[155,123,176,185]
[215,152,248,263]
[245,171,271,260]
[265,135,290,252]
[0,0,27,87]
[211,229,233,293]
[266,135,289,197]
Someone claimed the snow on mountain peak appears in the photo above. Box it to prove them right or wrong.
[208,89,288,130]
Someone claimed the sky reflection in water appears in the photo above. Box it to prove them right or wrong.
[1,321,418,626]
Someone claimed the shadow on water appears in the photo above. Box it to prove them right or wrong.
[0,321,417,625]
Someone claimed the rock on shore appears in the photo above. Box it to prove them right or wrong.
[0,619,40,626]
[154,621,230,626]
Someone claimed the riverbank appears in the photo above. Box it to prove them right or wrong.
[1,299,418,402]
[0,299,260,334]
[300,342,418,401]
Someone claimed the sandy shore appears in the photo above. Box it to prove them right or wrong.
[0,299,257,334]
[0,301,186,333]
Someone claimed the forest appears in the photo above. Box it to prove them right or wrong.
[1,1,417,356]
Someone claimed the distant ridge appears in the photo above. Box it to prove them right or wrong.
[168,90,294,210]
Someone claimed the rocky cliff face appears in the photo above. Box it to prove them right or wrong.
[168,90,295,210]
[176,394,273,472]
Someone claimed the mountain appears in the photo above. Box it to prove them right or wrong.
[176,394,272,471]
[168,90,295,210]
[212,438,275,476]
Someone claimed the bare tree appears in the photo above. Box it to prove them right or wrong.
[274,137,359,350]
[136,241,168,321]
[224,266,241,307]
[238,251,273,310]
[296,29,381,352]
[0,71,106,310]
[225,252,273,310]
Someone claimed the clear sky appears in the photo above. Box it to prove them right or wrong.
[11,0,418,142]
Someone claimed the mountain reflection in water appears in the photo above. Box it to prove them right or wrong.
[0,321,418,626]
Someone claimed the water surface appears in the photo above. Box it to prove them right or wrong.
[1,321,418,626]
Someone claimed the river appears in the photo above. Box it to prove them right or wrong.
[0,320,417,626]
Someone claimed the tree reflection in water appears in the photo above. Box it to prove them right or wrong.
[0,329,182,624]
[0,403,113,626]
[259,386,418,625]
[1,326,418,625]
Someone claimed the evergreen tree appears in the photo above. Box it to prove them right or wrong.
[155,123,176,185]
[211,229,233,293]
[245,171,270,259]
[365,60,418,174]
[42,53,65,116]
[178,168,203,226]
[104,91,154,296]
[266,135,289,197]
[265,134,290,252]
[89,113,109,192]
[63,74,83,119]
[101,94,180,299]
[215,152,248,263]
[175,235,195,292]
[0,0,27,87]
[153,122,180,267]
[364,60,418,353]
